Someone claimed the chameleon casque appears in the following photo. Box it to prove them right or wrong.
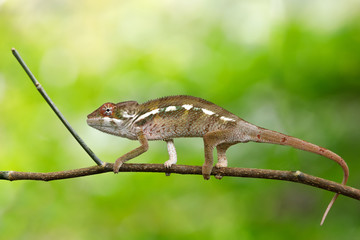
[87,95,349,224]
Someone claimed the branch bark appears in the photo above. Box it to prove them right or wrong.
[1,163,359,201]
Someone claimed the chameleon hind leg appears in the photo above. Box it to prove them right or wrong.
[215,143,234,168]
[203,129,235,180]
[214,143,235,180]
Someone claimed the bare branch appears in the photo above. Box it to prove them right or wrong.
[1,163,359,201]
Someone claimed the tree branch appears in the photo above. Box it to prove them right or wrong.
[1,163,359,201]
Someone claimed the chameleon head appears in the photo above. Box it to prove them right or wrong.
[87,101,139,137]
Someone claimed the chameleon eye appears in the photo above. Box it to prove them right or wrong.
[100,103,115,117]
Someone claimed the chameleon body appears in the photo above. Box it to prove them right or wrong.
[87,95,349,225]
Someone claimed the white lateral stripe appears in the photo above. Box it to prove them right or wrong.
[136,108,160,122]
[111,118,124,125]
[202,108,215,115]
[165,106,177,112]
[220,116,236,122]
[122,111,135,118]
[103,117,123,125]
[182,104,193,110]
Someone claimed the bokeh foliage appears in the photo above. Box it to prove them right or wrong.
[0,1,359,239]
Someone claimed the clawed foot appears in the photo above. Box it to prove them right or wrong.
[215,174,223,180]
[202,164,212,180]
[164,159,175,169]
[214,162,227,180]
[164,159,176,176]
[202,174,211,180]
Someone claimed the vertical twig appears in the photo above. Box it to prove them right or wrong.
[11,48,104,166]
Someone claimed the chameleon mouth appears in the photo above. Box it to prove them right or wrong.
[86,117,118,135]
[87,116,125,134]
[86,117,111,130]
[86,117,100,127]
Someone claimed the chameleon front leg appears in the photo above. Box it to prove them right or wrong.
[164,139,177,168]
[113,130,149,173]
[163,139,177,176]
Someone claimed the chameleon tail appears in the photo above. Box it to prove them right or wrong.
[252,127,349,225]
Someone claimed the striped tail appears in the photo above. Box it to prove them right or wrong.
[252,127,349,225]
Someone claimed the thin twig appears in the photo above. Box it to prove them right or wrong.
[12,48,104,166]
[0,163,359,200]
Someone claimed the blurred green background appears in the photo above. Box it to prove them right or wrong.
[0,0,360,239]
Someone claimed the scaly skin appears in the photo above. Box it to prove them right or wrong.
[87,95,349,225]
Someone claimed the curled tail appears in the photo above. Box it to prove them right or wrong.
[252,127,349,225]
